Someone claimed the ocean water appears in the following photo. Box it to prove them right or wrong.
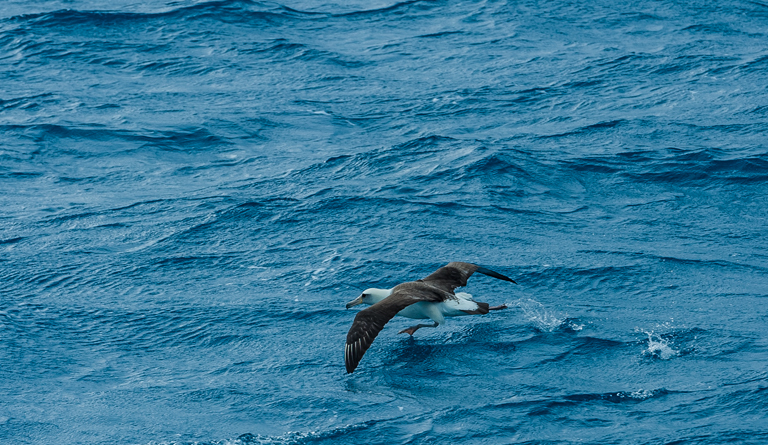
[2,0,768,443]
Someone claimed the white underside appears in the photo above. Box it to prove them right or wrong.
[396,292,478,324]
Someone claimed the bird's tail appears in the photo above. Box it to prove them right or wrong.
[476,302,490,314]
[461,301,489,315]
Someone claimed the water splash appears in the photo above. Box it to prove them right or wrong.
[509,298,582,332]
[639,329,679,360]
[563,388,669,403]
[628,388,664,400]
[146,425,373,445]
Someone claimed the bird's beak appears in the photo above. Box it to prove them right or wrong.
[346,294,364,309]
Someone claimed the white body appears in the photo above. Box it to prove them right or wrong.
[362,288,481,325]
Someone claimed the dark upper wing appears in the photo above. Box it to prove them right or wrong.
[421,262,516,293]
[345,288,436,374]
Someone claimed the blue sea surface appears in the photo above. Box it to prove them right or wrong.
[2,0,768,443]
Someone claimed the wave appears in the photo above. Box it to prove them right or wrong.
[142,422,378,445]
[272,134,768,232]
[1,0,436,28]
[520,388,674,418]
[0,124,235,154]
[0,2,367,77]
[4,1,315,26]
[282,135,583,210]
[561,388,672,404]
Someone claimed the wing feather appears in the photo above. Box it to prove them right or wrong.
[345,292,422,373]
[421,262,515,292]
[419,262,478,292]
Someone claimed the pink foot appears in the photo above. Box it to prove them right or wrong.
[489,304,508,311]
[398,327,419,336]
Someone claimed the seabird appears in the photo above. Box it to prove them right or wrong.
[344,261,516,373]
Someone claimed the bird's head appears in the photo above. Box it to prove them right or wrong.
[345,288,391,308]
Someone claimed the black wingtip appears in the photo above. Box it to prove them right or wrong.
[346,357,356,374]
[476,266,517,284]
[345,346,356,373]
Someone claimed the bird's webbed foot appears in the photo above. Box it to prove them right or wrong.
[398,321,439,336]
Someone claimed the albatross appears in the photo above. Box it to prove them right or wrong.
[344,261,516,373]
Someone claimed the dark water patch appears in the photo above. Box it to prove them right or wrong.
[621,149,768,186]
[666,430,768,445]
[6,1,315,28]
[109,198,174,213]
[525,388,675,419]
[54,175,100,184]
[0,236,24,245]
[681,23,745,36]
[143,127,231,152]
[743,54,768,70]
[541,119,629,139]
[501,86,561,106]
[0,93,57,110]
[524,334,627,360]
[20,9,156,27]
[460,152,531,181]
[560,79,604,89]
[562,388,672,404]
[43,210,100,223]
[417,30,464,39]
[154,254,239,270]
[234,421,378,445]
[591,53,656,74]
[1,124,233,156]
[14,263,86,290]
[650,54,740,77]
[392,134,460,153]
[167,0,319,25]
[0,168,44,178]
[338,0,432,19]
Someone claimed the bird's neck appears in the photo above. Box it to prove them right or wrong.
[367,288,392,304]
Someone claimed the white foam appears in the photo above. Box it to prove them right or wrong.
[640,330,678,360]
[629,389,656,400]
[509,298,566,332]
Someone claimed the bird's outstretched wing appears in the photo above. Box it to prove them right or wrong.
[420,262,516,293]
[344,263,515,373]
[345,289,436,374]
